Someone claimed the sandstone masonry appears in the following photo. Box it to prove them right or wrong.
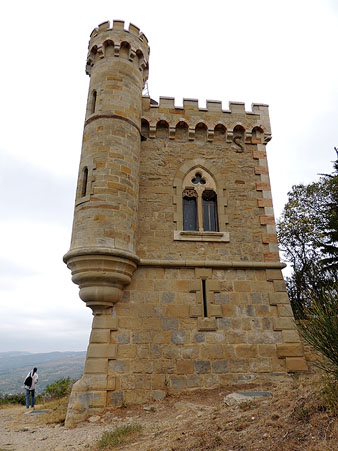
[63,20,307,427]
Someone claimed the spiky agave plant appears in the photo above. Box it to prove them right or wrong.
[297,286,338,378]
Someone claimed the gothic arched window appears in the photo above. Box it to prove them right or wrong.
[173,160,229,242]
[202,190,218,231]
[183,189,198,231]
[182,169,218,232]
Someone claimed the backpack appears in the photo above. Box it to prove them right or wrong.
[24,374,32,388]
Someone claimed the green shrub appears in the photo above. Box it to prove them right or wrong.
[0,377,75,407]
[0,393,26,406]
[43,377,74,400]
[99,424,142,449]
[296,289,338,378]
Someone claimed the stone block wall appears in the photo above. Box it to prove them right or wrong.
[98,265,305,405]
[138,97,276,262]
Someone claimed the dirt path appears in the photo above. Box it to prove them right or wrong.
[0,376,337,450]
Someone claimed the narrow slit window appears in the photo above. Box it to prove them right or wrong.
[91,90,97,114]
[202,279,208,317]
[81,167,88,197]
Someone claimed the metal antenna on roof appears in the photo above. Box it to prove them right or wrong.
[143,80,150,97]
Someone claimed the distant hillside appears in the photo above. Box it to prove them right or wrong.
[0,351,32,359]
[0,351,86,394]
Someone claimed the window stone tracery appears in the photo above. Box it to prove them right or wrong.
[173,162,230,242]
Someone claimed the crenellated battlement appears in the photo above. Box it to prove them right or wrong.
[86,20,149,79]
[143,96,269,116]
[89,20,149,46]
[141,96,271,143]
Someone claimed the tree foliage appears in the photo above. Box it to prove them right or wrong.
[320,148,338,270]
[277,150,338,317]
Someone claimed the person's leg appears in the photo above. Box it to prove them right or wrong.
[25,389,30,408]
[31,390,35,408]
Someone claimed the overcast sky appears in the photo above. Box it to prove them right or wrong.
[1,0,337,353]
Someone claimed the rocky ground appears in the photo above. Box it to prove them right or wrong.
[0,374,337,451]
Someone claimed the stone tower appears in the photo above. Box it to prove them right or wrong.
[64,20,307,426]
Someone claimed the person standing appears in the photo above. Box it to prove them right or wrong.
[24,367,38,409]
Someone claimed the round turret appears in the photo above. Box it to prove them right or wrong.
[64,21,149,312]
[86,20,149,80]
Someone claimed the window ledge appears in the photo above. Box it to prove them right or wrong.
[75,195,90,206]
[174,231,230,242]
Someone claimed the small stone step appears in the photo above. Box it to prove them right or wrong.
[224,391,272,405]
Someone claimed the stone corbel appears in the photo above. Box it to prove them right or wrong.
[207,129,214,142]
[114,44,120,57]
[63,248,138,314]
[97,45,104,59]
[188,127,195,141]
[149,125,156,139]
[169,126,176,140]
[129,49,136,62]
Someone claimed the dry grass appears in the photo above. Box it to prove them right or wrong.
[97,424,142,449]
[320,375,338,416]
[34,395,70,425]
[1,373,337,450]
[153,375,338,451]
